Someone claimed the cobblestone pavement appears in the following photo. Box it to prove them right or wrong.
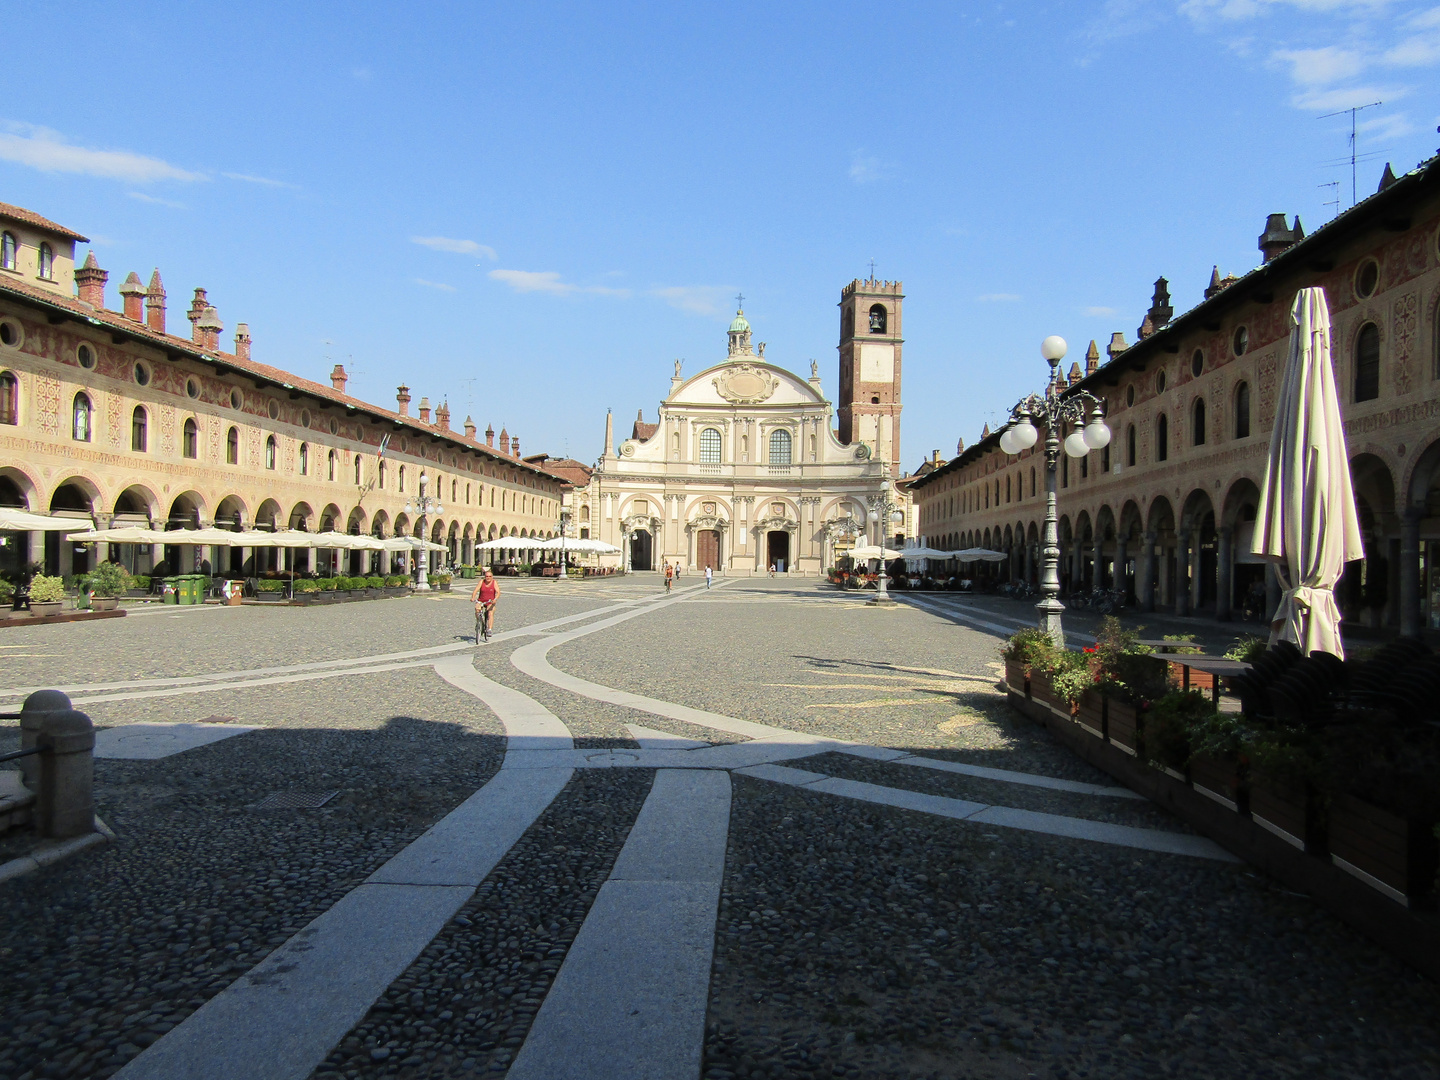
[1,575,1436,1080]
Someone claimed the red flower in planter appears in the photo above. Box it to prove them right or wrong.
[1083,646,1097,653]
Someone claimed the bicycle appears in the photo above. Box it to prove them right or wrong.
[475,600,495,644]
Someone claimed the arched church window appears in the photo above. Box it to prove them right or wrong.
[842,307,854,339]
[699,427,722,464]
[769,429,792,465]
[868,304,887,334]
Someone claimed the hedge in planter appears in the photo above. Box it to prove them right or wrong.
[999,628,1053,696]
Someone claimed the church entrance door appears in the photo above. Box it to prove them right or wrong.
[697,529,721,570]
[767,531,789,573]
[630,529,653,571]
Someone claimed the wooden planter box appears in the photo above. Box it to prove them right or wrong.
[1029,671,1064,714]
[1106,698,1142,756]
[1329,793,1439,909]
[1250,774,1323,853]
[1076,689,1105,739]
[1004,659,1028,696]
[1189,753,1242,811]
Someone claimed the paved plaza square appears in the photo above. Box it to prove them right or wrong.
[2,579,1439,1080]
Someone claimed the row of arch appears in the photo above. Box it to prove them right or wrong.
[924,436,1440,633]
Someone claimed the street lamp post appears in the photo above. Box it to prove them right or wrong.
[403,469,444,592]
[998,336,1111,647]
[867,465,904,606]
[555,508,571,582]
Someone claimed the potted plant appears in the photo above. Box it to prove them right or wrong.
[999,628,1053,696]
[27,574,66,617]
[126,574,151,597]
[255,579,286,601]
[385,574,410,594]
[1143,690,1215,782]
[1187,709,1247,811]
[1086,619,1167,757]
[88,562,130,611]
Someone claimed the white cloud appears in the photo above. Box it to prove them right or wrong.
[650,285,730,316]
[414,278,456,292]
[1273,44,1365,83]
[1292,83,1403,109]
[0,123,203,183]
[849,151,895,184]
[127,191,186,209]
[977,293,1021,302]
[489,269,628,297]
[1084,305,1118,316]
[223,171,296,189]
[412,235,498,259]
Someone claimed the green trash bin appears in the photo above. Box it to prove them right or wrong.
[186,575,205,604]
[162,576,181,604]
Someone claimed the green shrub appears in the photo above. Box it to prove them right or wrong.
[1224,634,1267,662]
[319,577,338,591]
[128,574,150,592]
[295,579,320,593]
[89,562,131,598]
[386,575,408,588]
[1042,648,1095,705]
[365,575,384,589]
[1162,633,1202,655]
[1090,618,1168,706]
[0,580,13,604]
[1144,690,1215,770]
[1000,628,1055,671]
[431,573,451,587]
[256,579,285,593]
[28,574,66,603]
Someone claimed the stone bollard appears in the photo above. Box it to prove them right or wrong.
[18,689,72,791]
[37,708,95,839]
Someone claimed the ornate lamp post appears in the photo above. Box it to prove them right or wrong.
[867,465,904,606]
[403,469,444,592]
[555,508,571,582]
[997,336,1111,646]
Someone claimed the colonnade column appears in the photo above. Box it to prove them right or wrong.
[1174,528,1191,617]
[1070,540,1083,594]
[1092,534,1105,591]
[1400,507,1423,637]
[1216,526,1233,621]
[1138,531,1156,612]
[1024,542,1035,585]
[1114,535,1128,603]
[1189,537,1203,612]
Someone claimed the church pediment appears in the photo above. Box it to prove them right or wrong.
[712,363,778,405]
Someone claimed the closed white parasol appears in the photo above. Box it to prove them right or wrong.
[1252,287,1365,658]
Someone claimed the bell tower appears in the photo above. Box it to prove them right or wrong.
[837,276,903,472]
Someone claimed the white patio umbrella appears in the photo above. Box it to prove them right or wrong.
[899,545,952,560]
[1252,286,1364,658]
[952,547,1008,563]
[537,536,621,555]
[383,536,446,553]
[0,509,95,532]
[476,535,547,552]
[68,525,170,544]
[846,545,899,561]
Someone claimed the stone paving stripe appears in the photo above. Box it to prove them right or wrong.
[900,593,1097,647]
[836,745,1147,799]
[366,767,574,887]
[625,724,709,749]
[741,764,1237,861]
[112,883,474,1080]
[92,721,259,760]
[433,657,574,753]
[507,770,731,1080]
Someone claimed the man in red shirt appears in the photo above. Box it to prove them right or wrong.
[472,568,499,642]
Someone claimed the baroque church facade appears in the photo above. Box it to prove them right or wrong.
[583,278,906,575]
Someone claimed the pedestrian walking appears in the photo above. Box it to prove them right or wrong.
[705,565,713,589]
[664,562,674,592]
[768,563,776,578]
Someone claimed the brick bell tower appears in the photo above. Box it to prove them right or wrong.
[837,276,904,472]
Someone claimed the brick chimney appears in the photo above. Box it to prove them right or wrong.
[499,427,510,455]
[486,424,495,447]
[511,436,519,458]
[234,323,251,361]
[418,396,431,424]
[1204,266,1223,300]
[146,270,166,333]
[1106,331,1129,359]
[396,385,411,416]
[188,288,209,341]
[330,364,348,393]
[1085,339,1100,375]
[436,400,451,429]
[196,306,223,351]
[119,272,146,322]
[1258,213,1300,263]
[1137,277,1173,341]
[464,415,477,440]
[74,252,107,309]
[1067,362,1083,385]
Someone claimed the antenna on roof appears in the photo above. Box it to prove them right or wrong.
[1319,181,1341,221]
[1319,101,1381,208]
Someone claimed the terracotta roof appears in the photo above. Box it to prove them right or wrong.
[0,272,563,483]
[632,420,659,442]
[534,457,594,487]
[0,202,88,242]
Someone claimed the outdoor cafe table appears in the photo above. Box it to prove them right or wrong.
[1168,654,1250,706]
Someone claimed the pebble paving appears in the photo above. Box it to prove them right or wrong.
[1,576,1438,1080]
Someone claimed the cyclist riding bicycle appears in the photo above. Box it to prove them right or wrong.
[472,568,499,643]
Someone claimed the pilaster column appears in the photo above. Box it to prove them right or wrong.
[1400,507,1423,637]
[1114,535,1128,602]
[1092,534,1104,590]
[1070,538,1083,594]
[1024,541,1035,584]
[1189,535,1203,612]
[1174,528,1190,616]
[1216,526,1233,621]
[1139,531,1156,612]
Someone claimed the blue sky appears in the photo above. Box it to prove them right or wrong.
[3,2,1437,470]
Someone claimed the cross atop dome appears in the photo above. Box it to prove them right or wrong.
[727,299,753,356]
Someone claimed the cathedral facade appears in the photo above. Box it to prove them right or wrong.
[582,279,906,575]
